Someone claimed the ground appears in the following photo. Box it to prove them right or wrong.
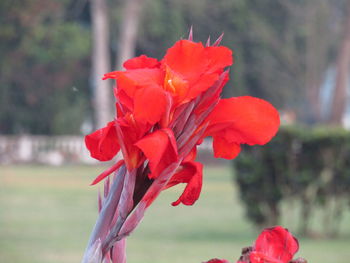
[1,165,350,263]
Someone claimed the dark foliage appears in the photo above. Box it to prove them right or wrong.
[234,126,350,236]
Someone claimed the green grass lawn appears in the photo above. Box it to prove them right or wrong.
[1,165,350,263]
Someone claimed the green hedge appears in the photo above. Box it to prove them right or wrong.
[233,125,350,236]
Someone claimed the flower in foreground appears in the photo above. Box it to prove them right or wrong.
[83,32,280,263]
[249,226,299,263]
[205,226,307,263]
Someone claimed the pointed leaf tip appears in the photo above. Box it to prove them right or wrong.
[213,33,224,46]
[188,26,193,41]
[206,36,211,47]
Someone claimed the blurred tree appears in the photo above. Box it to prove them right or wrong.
[0,0,90,134]
[91,0,112,129]
[115,0,145,70]
[135,0,346,123]
[1,0,348,134]
[235,126,350,236]
[329,0,350,124]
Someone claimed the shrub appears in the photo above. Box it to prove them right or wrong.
[234,125,350,236]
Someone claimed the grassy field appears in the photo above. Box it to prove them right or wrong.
[1,165,350,263]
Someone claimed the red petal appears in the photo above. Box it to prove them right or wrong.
[163,40,233,102]
[184,147,197,162]
[165,161,203,206]
[251,226,299,263]
[115,88,133,113]
[212,136,241,159]
[135,128,178,178]
[163,40,207,78]
[85,121,120,161]
[117,114,151,170]
[133,86,168,124]
[186,73,219,101]
[205,46,233,74]
[207,96,280,146]
[164,40,232,79]
[107,68,163,98]
[123,55,160,69]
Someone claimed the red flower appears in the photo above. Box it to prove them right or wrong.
[203,226,302,263]
[250,226,299,263]
[83,33,282,262]
[85,38,280,207]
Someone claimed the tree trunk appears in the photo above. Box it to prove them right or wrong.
[305,4,321,123]
[329,0,350,125]
[304,0,331,123]
[116,0,145,70]
[91,0,112,129]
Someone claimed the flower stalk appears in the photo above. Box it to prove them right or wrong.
[83,31,280,262]
[205,226,307,263]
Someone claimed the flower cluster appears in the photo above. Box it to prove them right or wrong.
[205,226,306,263]
[86,37,279,206]
[83,33,280,262]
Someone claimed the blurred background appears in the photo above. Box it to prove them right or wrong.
[1,0,350,262]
